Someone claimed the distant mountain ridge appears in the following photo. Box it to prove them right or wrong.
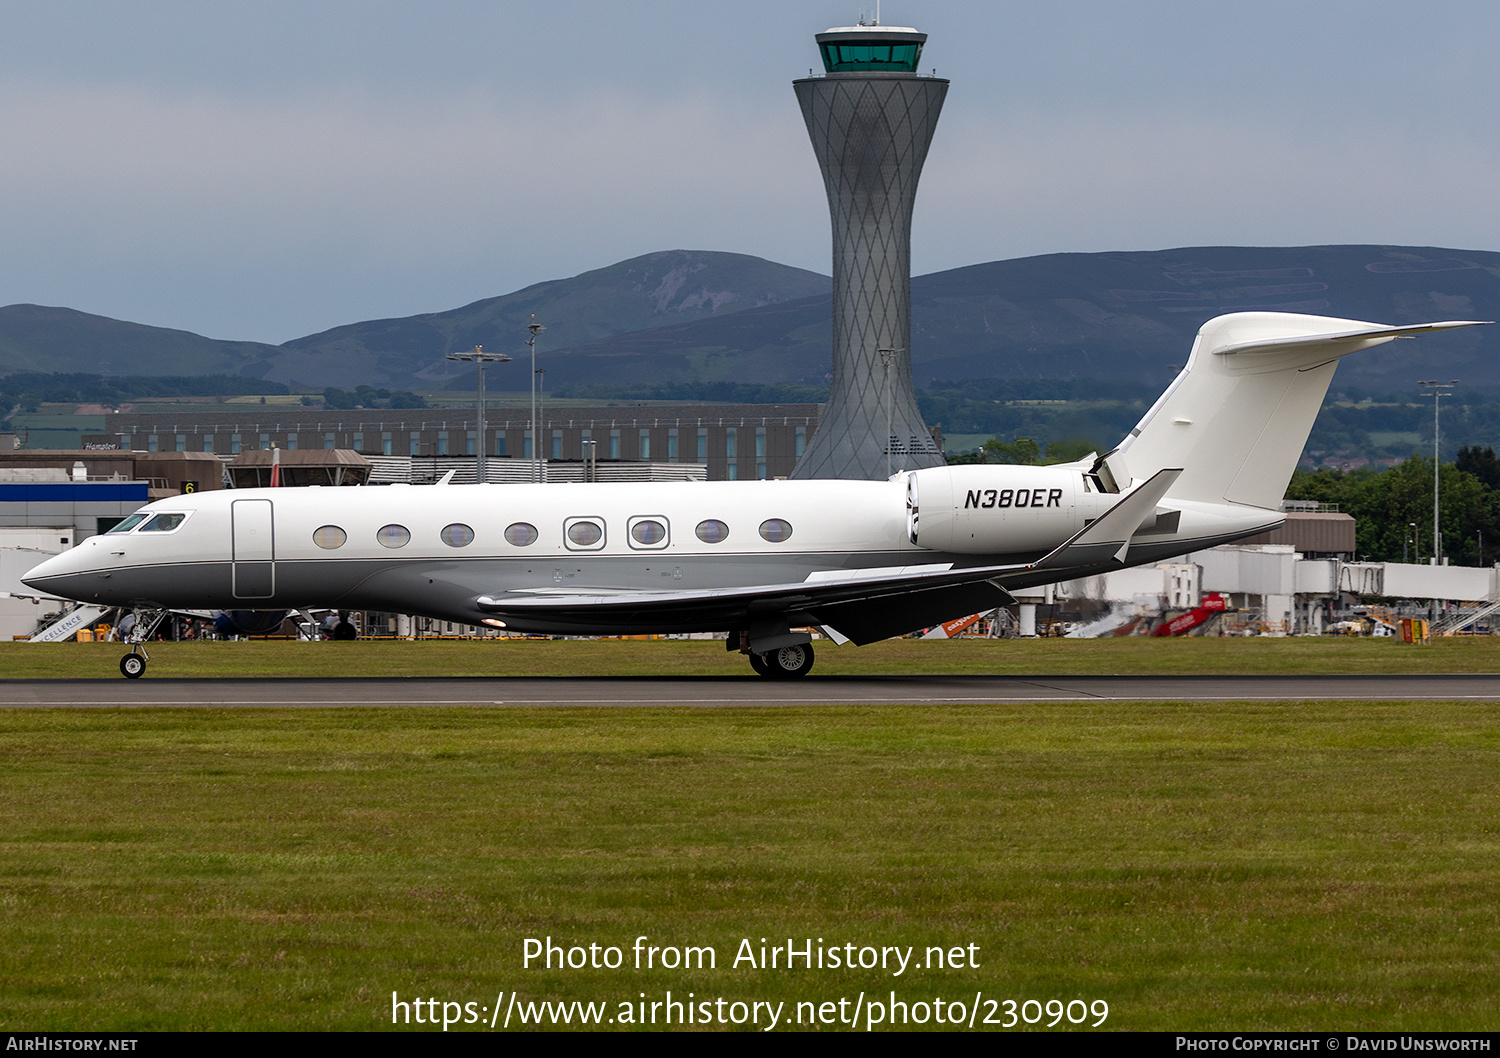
[267,249,832,389]
[526,245,1500,393]
[0,304,278,378]
[3,244,1498,393]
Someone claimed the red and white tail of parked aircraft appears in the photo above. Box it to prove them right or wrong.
[24,312,1488,678]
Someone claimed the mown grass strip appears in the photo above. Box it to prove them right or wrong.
[1,701,1498,1030]
[3,635,1500,680]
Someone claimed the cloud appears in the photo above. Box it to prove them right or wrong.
[917,108,1500,269]
[0,81,828,340]
[1,75,1498,344]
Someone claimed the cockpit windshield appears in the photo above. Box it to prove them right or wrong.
[106,513,149,534]
[139,513,187,533]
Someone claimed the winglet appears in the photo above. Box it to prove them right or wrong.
[1030,467,1183,571]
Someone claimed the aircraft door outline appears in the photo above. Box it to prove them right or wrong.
[232,498,275,599]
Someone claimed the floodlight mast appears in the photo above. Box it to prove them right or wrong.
[527,318,545,483]
[536,368,546,473]
[1418,379,1459,563]
[445,345,511,483]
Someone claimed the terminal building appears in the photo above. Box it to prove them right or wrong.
[90,403,821,482]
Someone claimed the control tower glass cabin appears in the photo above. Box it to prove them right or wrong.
[816,25,925,72]
[791,25,947,480]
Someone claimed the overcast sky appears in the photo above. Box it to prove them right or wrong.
[2,0,1497,344]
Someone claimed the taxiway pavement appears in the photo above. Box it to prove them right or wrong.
[4,673,1499,707]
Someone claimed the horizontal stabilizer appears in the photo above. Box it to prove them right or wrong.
[1214,319,1490,359]
[1031,467,1182,571]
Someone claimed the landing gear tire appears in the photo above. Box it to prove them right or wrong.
[120,654,146,679]
[755,642,814,679]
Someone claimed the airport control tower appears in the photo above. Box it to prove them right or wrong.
[791,21,948,479]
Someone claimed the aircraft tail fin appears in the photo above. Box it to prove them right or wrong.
[1104,313,1488,510]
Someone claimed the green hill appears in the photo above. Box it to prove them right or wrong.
[0,304,277,378]
[4,244,1497,397]
[263,249,832,389]
[527,245,1500,392]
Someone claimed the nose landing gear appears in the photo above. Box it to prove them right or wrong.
[117,608,167,679]
[120,650,146,679]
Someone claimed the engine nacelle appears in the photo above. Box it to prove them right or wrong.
[907,465,1088,555]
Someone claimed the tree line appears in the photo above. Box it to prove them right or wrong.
[1284,447,1500,565]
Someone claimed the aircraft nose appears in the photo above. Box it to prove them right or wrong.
[21,549,88,599]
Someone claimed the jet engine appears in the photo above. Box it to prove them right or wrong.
[906,465,1085,554]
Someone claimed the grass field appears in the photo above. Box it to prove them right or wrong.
[3,697,1500,1032]
[4,634,1500,680]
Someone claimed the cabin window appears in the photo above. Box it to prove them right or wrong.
[628,517,669,550]
[504,523,538,546]
[313,525,347,549]
[759,518,793,543]
[695,519,729,544]
[564,517,606,551]
[139,513,186,533]
[106,513,149,534]
[441,523,475,548]
[377,524,411,549]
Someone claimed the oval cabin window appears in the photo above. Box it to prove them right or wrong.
[504,522,538,547]
[567,520,603,547]
[758,518,793,543]
[440,523,475,548]
[312,525,347,549]
[695,519,729,544]
[629,518,668,548]
[377,524,411,549]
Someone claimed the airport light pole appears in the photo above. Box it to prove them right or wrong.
[1419,379,1458,563]
[527,318,544,483]
[446,345,510,484]
[536,368,546,479]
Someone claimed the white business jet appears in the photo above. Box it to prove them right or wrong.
[23,312,1485,678]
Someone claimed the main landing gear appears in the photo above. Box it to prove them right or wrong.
[747,642,815,679]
